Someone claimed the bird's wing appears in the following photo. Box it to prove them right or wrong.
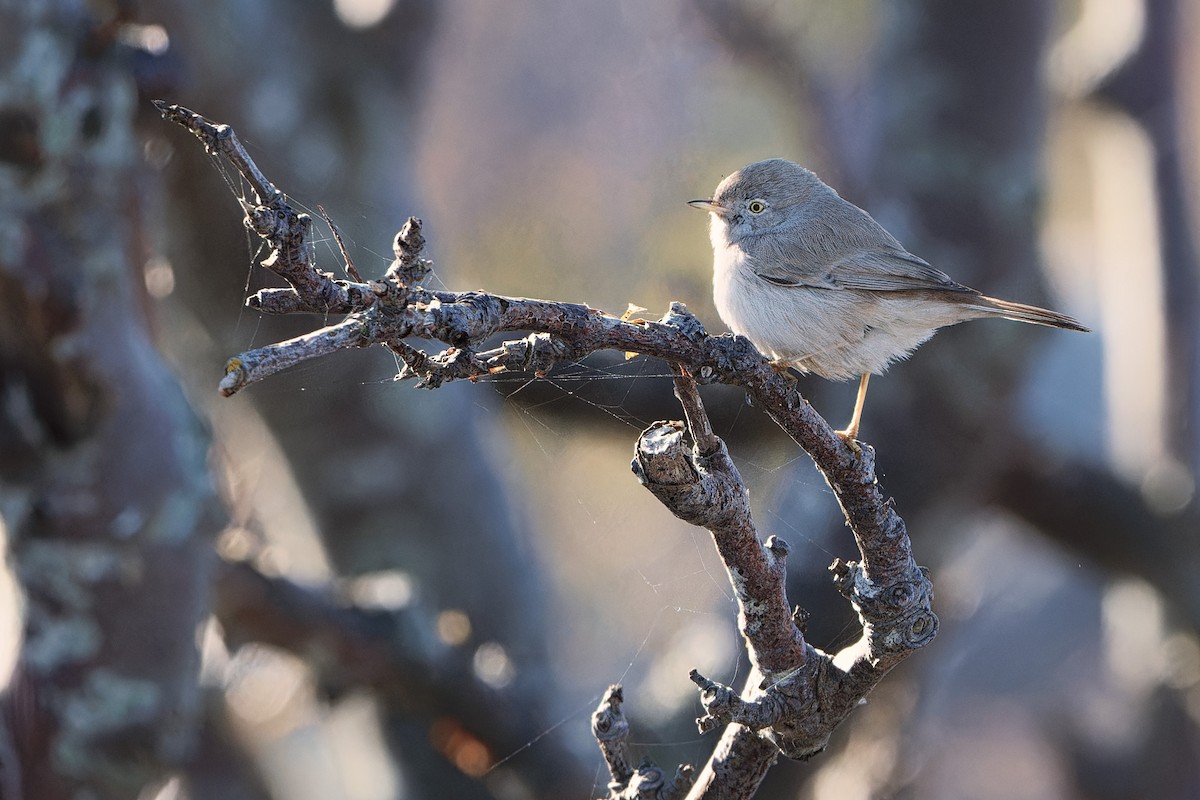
[746,200,979,295]
[751,239,977,295]
[825,247,977,294]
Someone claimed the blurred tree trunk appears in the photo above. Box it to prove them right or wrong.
[826,10,1066,798]
[854,0,1200,626]
[0,3,219,797]
[147,2,584,796]
[851,0,1060,487]
[1096,0,1200,474]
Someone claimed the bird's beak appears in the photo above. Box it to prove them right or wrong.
[687,198,728,217]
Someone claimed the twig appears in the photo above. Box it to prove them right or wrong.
[591,686,694,800]
[318,204,362,282]
[671,366,719,454]
[154,101,372,316]
[153,100,281,206]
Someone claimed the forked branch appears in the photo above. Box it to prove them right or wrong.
[158,102,936,800]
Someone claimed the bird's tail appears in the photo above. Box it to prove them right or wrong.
[972,295,1090,332]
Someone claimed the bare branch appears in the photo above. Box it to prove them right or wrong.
[154,101,372,316]
[153,100,282,206]
[591,685,633,786]
[672,367,720,454]
[626,362,932,797]
[218,318,369,395]
[592,686,695,800]
[159,104,936,798]
[318,204,362,282]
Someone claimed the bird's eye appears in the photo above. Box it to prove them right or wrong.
[747,200,767,214]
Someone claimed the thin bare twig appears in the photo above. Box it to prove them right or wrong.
[318,204,362,282]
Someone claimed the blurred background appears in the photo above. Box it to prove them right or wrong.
[1,0,1198,797]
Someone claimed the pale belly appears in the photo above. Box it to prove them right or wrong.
[712,251,964,381]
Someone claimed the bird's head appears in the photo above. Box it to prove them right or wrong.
[688,158,828,245]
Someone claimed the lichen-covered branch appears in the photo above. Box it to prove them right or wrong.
[158,103,936,799]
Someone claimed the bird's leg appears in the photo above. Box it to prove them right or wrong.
[836,373,870,444]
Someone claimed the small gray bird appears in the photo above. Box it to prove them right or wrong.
[689,158,1087,442]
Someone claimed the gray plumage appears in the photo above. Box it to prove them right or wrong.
[690,158,1086,381]
[689,158,1088,439]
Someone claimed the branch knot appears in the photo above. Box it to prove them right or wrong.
[386,217,432,287]
[830,559,938,657]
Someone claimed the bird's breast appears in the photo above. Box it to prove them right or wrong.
[712,243,799,357]
[710,241,917,381]
[711,241,748,322]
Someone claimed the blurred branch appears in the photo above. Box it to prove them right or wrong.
[973,0,1200,635]
[214,558,573,770]
[160,104,936,796]
[689,0,811,96]
[183,691,272,800]
[993,451,1200,628]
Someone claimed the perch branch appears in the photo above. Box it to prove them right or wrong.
[621,365,932,800]
[159,103,936,798]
